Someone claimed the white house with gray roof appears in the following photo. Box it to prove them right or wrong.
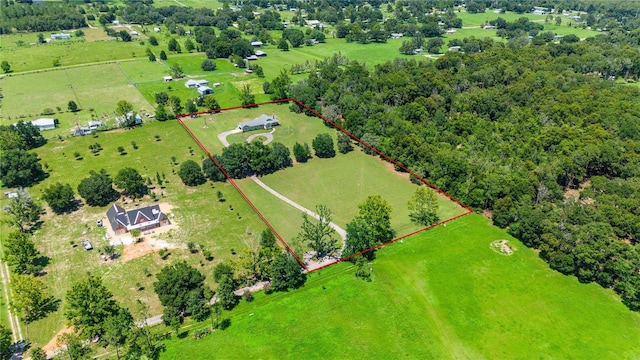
[237,114,279,132]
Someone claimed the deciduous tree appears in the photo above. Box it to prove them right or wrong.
[11,274,57,323]
[407,186,440,226]
[312,133,336,158]
[65,276,122,340]
[297,205,339,259]
[114,167,148,198]
[240,84,255,106]
[0,325,13,360]
[5,189,42,233]
[77,169,119,206]
[42,182,77,214]
[154,261,210,319]
[292,142,311,163]
[115,100,133,116]
[3,231,42,275]
[0,150,45,188]
[337,132,353,154]
[67,100,79,112]
[269,252,306,292]
[178,160,206,186]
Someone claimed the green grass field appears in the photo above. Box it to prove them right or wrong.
[0,63,153,124]
[183,104,465,248]
[160,214,640,359]
[257,149,465,234]
[20,121,270,346]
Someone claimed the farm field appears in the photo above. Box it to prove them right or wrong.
[0,63,153,125]
[160,214,640,359]
[15,120,268,346]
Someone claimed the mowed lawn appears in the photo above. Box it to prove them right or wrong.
[161,214,640,359]
[22,121,268,346]
[1,63,153,121]
[183,104,329,154]
[256,149,465,234]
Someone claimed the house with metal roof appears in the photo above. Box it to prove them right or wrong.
[237,114,279,132]
[185,79,209,88]
[29,118,56,131]
[197,86,213,95]
[106,204,170,235]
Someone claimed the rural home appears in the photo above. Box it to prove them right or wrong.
[51,33,71,40]
[197,86,213,95]
[106,204,170,235]
[390,33,403,39]
[255,50,267,57]
[88,120,102,130]
[163,76,173,82]
[70,126,91,136]
[27,118,56,131]
[185,79,209,88]
[250,41,264,47]
[237,114,280,132]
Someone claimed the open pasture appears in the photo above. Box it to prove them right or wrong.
[19,120,267,345]
[160,214,640,359]
[0,63,153,133]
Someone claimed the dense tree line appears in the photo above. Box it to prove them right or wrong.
[0,2,86,34]
[281,37,640,310]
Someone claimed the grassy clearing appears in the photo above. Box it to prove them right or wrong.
[153,0,223,9]
[456,10,548,27]
[182,104,327,154]
[258,149,465,234]
[0,63,153,134]
[0,39,146,73]
[160,214,640,359]
[21,120,268,346]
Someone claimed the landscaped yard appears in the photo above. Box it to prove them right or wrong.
[160,214,640,359]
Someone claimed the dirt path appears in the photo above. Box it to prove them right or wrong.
[0,259,22,343]
[250,176,346,240]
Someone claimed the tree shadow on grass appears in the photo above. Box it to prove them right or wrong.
[220,318,231,330]
[177,330,189,339]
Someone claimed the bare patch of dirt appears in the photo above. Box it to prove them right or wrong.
[563,179,593,204]
[382,160,411,180]
[42,326,73,354]
[482,209,493,219]
[121,237,180,262]
[490,239,516,256]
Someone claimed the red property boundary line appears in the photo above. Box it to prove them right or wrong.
[176,99,474,273]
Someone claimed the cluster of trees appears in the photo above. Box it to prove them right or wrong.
[0,122,47,188]
[63,276,162,359]
[278,37,640,310]
[214,140,292,179]
[76,167,153,206]
[206,132,342,181]
[343,195,395,260]
[212,229,306,307]
[0,2,86,34]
